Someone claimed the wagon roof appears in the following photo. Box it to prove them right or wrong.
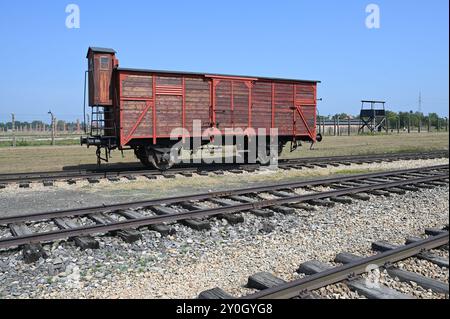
[86,47,117,57]
[116,67,320,84]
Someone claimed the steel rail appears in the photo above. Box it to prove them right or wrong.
[0,167,199,183]
[282,150,448,164]
[0,151,447,183]
[242,232,449,299]
[0,165,447,225]
[0,171,447,249]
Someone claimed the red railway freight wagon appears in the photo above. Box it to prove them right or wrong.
[81,47,321,169]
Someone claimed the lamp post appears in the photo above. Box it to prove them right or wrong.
[48,111,55,146]
[408,110,412,134]
[418,114,421,133]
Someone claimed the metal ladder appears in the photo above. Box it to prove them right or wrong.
[90,106,115,137]
[90,106,117,165]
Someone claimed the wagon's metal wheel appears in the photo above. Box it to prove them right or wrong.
[148,150,175,171]
[257,147,275,166]
[277,142,285,156]
[258,142,284,165]
[139,156,153,168]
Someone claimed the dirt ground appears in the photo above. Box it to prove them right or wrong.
[0,133,448,174]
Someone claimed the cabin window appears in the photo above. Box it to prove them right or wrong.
[100,57,110,70]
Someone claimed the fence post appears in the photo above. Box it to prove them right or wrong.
[428,116,431,132]
[337,117,340,136]
[437,118,440,132]
[348,117,351,136]
[418,117,421,133]
[446,118,448,132]
[49,113,56,146]
[397,119,400,134]
[408,113,411,133]
[333,118,336,136]
[11,113,16,147]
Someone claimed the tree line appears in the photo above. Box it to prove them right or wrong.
[0,120,81,131]
[1,112,448,131]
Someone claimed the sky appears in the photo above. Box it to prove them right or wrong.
[0,0,448,123]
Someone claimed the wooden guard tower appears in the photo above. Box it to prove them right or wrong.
[358,100,387,133]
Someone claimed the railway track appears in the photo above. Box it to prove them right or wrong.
[199,227,449,299]
[0,164,448,263]
[0,150,447,187]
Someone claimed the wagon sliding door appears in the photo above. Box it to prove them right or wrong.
[211,77,255,131]
[154,76,183,139]
[214,80,232,129]
[274,83,295,137]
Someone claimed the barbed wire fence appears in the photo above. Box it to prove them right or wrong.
[0,113,85,147]
[318,116,449,136]
[0,112,448,147]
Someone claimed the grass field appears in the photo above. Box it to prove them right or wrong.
[281,132,449,158]
[0,132,81,148]
[0,139,80,148]
[0,133,448,174]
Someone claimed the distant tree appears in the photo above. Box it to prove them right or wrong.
[385,111,398,128]
[332,113,352,120]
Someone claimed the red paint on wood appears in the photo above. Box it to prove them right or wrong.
[114,67,317,148]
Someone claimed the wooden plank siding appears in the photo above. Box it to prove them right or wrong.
[116,70,317,147]
[185,78,210,133]
[121,74,153,98]
[215,81,232,130]
[156,95,183,136]
[121,100,153,138]
[274,83,295,136]
[87,51,115,106]
[233,82,249,129]
[251,81,273,131]
[119,73,154,145]
[294,83,316,137]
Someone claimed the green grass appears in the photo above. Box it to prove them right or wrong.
[0,132,448,174]
[281,132,449,159]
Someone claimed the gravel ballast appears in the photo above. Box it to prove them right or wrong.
[0,183,448,299]
[0,157,448,217]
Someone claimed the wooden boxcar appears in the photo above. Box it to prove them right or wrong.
[82,47,321,169]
